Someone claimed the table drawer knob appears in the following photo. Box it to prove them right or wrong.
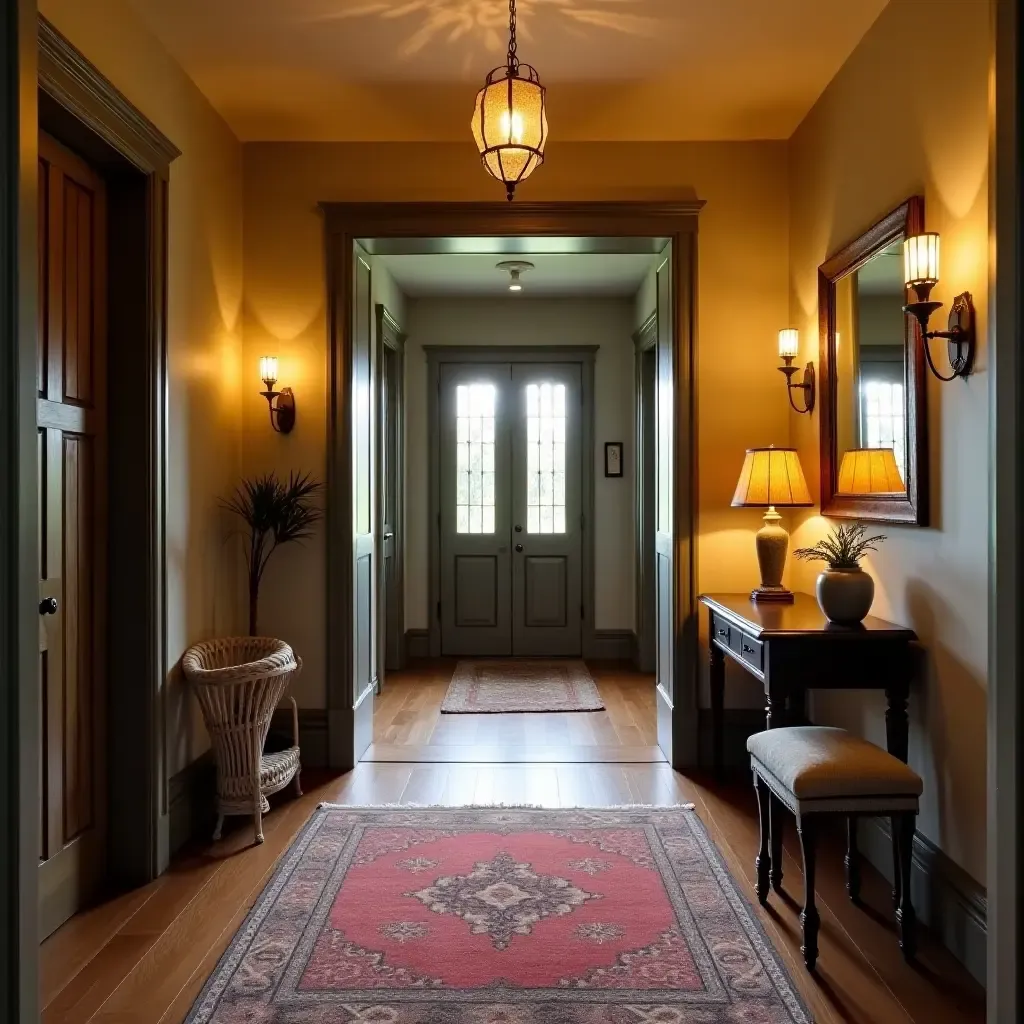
[742,643,754,654]
[717,628,728,638]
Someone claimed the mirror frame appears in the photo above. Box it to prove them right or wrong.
[818,196,929,525]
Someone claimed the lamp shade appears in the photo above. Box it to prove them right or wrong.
[731,447,813,508]
[471,67,548,200]
[837,447,905,494]
[778,329,799,359]
[904,232,940,288]
[259,356,278,385]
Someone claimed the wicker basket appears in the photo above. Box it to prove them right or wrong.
[183,637,303,844]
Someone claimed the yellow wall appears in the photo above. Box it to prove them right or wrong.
[40,0,246,773]
[788,0,990,884]
[242,141,791,707]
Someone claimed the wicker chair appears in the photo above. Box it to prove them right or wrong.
[183,637,302,844]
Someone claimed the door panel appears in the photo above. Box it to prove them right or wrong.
[511,365,582,657]
[440,365,511,656]
[37,133,108,939]
[352,247,375,757]
[654,248,675,762]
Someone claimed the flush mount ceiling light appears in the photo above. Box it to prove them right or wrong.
[471,0,548,201]
[497,260,534,292]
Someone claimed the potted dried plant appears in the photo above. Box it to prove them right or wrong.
[223,471,323,635]
[794,523,886,624]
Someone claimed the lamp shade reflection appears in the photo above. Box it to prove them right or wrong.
[837,447,905,495]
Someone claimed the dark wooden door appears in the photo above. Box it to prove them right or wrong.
[37,134,108,939]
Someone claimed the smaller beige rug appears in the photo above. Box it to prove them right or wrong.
[440,659,604,714]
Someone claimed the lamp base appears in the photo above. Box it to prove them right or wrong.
[751,585,795,604]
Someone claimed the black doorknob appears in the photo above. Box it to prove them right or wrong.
[39,598,58,616]
[514,525,522,533]
[515,544,523,553]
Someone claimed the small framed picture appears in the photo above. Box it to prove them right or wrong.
[604,442,623,478]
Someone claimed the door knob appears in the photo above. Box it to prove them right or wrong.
[39,598,58,616]
[515,544,523,553]
[514,525,522,533]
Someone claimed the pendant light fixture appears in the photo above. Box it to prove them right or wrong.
[471,0,548,201]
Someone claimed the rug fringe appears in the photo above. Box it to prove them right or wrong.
[316,802,697,811]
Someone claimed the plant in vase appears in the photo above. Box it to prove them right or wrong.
[794,523,886,624]
[223,471,324,635]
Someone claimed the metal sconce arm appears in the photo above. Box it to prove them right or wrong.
[778,359,816,414]
[260,385,296,434]
[903,291,976,382]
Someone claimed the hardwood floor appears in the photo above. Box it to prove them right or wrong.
[40,763,985,1024]
[366,661,665,762]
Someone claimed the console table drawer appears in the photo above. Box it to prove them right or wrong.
[710,615,732,648]
[737,634,763,671]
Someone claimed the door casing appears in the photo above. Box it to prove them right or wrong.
[633,313,657,674]
[321,202,701,772]
[426,345,595,659]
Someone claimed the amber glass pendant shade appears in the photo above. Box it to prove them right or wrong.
[470,0,548,200]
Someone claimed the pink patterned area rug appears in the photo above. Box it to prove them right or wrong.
[185,806,811,1024]
[440,659,605,713]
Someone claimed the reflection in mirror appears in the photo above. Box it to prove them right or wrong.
[833,241,907,495]
[818,196,926,525]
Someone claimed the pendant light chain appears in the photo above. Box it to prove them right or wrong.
[507,0,519,74]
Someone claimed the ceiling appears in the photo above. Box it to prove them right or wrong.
[378,252,658,297]
[126,0,889,142]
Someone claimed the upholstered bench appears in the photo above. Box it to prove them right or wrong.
[747,726,923,971]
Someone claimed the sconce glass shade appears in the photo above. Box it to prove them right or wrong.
[731,447,813,508]
[904,232,940,289]
[837,447,905,495]
[259,356,278,387]
[471,67,548,200]
[778,329,799,360]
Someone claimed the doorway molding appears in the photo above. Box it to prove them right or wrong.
[376,303,406,678]
[633,312,657,674]
[38,18,179,888]
[425,344,597,660]
[320,201,701,771]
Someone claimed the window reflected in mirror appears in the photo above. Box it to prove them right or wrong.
[833,240,907,495]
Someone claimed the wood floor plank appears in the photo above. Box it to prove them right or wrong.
[41,662,984,1024]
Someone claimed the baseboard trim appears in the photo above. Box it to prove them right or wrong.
[269,707,329,768]
[168,750,215,857]
[696,708,766,770]
[858,816,987,986]
[590,629,635,661]
[405,628,430,660]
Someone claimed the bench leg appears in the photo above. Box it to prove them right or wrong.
[845,816,861,904]
[797,815,820,972]
[753,774,771,905]
[895,812,918,960]
[769,794,785,894]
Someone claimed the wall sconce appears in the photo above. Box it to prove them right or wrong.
[259,356,296,434]
[777,329,815,414]
[902,232,976,381]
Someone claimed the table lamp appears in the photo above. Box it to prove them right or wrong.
[731,446,813,603]
[837,447,905,495]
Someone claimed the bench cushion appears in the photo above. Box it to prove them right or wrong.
[747,726,923,800]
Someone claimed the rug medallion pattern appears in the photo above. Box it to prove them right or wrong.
[186,807,810,1023]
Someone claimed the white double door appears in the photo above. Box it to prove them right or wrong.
[439,361,583,657]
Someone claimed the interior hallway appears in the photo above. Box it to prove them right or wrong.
[40,766,985,1024]
[367,663,661,763]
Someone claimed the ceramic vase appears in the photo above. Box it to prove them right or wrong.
[815,566,874,624]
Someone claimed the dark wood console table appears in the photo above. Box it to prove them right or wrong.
[699,592,918,772]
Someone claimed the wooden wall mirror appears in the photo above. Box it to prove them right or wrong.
[818,197,928,525]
